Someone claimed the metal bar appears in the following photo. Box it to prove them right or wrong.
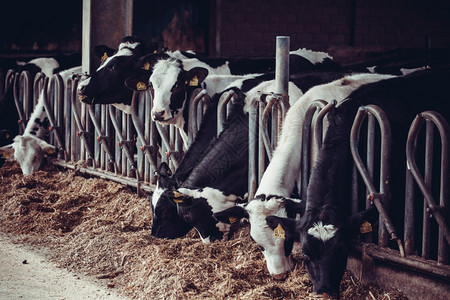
[350,105,404,256]
[41,77,66,153]
[275,36,289,97]
[357,243,450,281]
[13,71,29,132]
[300,99,329,200]
[406,111,450,257]
[130,91,158,171]
[248,98,259,200]
[188,88,207,143]
[217,90,235,135]
[70,83,94,165]
[422,120,434,259]
[258,100,266,182]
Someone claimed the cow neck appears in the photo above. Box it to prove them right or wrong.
[24,93,48,139]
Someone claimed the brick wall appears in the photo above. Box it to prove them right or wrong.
[215,0,450,60]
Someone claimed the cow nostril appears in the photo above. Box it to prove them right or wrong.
[152,110,166,120]
[272,272,288,281]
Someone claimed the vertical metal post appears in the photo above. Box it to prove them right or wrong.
[275,36,290,97]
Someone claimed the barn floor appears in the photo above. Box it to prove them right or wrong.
[0,161,408,300]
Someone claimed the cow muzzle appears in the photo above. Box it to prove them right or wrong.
[272,271,288,281]
[152,110,167,121]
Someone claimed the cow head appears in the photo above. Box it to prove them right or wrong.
[265,207,377,298]
[126,55,209,128]
[78,36,150,107]
[164,187,243,243]
[0,135,57,175]
[150,162,193,238]
[215,196,305,280]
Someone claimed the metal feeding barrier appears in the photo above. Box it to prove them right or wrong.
[300,99,449,284]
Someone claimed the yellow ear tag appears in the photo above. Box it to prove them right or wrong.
[173,191,184,198]
[46,148,55,155]
[167,169,172,176]
[2,151,12,159]
[142,61,150,70]
[101,52,108,63]
[228,217,238,224]
[189,75,198,86]
[136,81,147,91]
[360,221,373,234]
[273,224,285,239]
[173,198,184,204]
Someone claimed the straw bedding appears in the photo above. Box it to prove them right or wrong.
[0,161,407,299]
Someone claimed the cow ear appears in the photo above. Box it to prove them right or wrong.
[0,144,15,161]
[284,198,305,218]
[350,206,379,235]
[93,45,115,61]
[162,190,189,205]
[265,216,299,241]
[158,162,172,177]
[214,206,249,224]
[38,140,57,157]
[138,52,170,71]
[125,73,149,92]
[185,67,209,87]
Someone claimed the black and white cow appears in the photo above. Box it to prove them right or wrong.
[215,72,397,280]
[0,66,82,175]
[262,67,450,297]
[150,70,358,242]
[158,96,250,242]
[77,36,162,111]
[0,56,80,147]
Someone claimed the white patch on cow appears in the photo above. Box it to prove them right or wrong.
[177,187,238,213]
[57,66,82,82]
[151,181,165,209]
[182,58,231,75]
[177,187,239,241]
[202,73,261,97]
[307,222,338,242]
[255,73,397,198]
[243,80,303,113]
[366,66,377,73]
[97,47,134,71]
[150,58,183,122]
[28,58,60,77]
[245,198,294,276]
[289,48,333,64]
[112,103,133,114]
[400,66,429,75]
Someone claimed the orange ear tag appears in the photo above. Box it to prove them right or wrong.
[136,81,147,91]
[142,62,150,70]
[189,75,198,86]
[101,52,108,63]
[273,224,286,239]
[228,217,238,224]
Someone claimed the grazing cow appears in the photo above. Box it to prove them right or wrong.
[263,67,450,297]
[0,56,80,147]
[150,70,355,242]
[0,66,82,175]
[215,72,397,280]
[159,97,250,242]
